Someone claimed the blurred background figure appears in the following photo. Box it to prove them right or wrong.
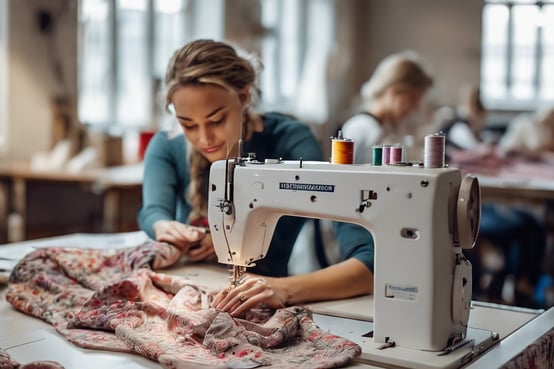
[340,50,434,164]
[498,105,554,161]
[442,85,549,308]
[441,85,488,151]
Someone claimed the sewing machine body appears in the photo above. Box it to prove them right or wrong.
[208,159,475,352]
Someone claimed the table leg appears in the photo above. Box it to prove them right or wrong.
[103,189,119,233]
[10,178,26,241]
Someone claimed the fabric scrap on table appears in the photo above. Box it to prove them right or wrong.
[0,347,65,369]
[5,240,361,369]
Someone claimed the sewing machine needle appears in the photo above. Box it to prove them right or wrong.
[230,265,246,287]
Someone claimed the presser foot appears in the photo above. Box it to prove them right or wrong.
[229,265,247,287]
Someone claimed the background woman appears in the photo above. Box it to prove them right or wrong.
[341,50,434,164]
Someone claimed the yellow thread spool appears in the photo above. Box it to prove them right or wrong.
[331,132,354,164]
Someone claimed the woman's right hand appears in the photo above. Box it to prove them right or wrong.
[153,220,208,255]
[211,275,287,317]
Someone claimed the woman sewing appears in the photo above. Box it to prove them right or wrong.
[138,39,374,317]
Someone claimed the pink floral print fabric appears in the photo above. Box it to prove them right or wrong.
[4,241,361,369]
[500,326,554,369]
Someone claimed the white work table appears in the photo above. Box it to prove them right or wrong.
[1,232,553,369]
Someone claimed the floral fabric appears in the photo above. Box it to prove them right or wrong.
[500,326,554,369]
[4,241,361,369]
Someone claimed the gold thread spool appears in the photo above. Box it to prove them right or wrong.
[331,137,354,164]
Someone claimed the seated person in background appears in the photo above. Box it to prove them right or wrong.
[498,105,554,162]
[443,85,548,308]
[340,50,434,163]
[137,39,374,317]
[475,205,547,308]
[446,95,554,166]
[441,85,487,151]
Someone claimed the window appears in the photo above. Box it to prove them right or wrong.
[78,0,219,130]
[481,0,554,110]
[78,0,330,130]
[259,0,333,118]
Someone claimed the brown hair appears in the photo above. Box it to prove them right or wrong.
[165,39,262,222]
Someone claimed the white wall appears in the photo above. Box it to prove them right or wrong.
[357,0,483,107]
[7,0,78,161]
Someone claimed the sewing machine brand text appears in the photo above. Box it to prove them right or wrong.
[279,182,336,192]
[385,284,419,300]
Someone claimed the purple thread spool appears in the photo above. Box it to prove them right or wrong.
[390,145,403,164]
[382,145,391,165]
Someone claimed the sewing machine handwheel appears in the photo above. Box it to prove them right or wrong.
[457,175,481,249]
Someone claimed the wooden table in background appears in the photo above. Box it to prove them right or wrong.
[475,173,554,235]
[0,161,143,242]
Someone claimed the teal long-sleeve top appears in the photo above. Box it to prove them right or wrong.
[138,112,374,276]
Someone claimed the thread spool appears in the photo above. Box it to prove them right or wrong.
[390,144,403,164]
[382,145,391,165]
[372,145,383,166]
[331,132,354,164]
[424,133,446,168]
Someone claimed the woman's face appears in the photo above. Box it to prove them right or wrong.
[390,87,426,122]
[171,84,246,163]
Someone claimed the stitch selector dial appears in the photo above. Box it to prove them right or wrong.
[457,175,481,249]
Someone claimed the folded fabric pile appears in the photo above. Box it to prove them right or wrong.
[4,241,361,369]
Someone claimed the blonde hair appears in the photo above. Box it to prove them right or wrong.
[361,50,433,104]
[165,39,263,222]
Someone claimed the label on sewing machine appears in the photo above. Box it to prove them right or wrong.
[385,284,418,300]
[279,182,335,192]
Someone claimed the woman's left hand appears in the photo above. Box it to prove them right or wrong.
[211,275,286,317]
[186,232,218,262]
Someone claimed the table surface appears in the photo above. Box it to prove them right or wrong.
[0,232,552,369]
[450,157,554,201]
[0,161,143,188]
[478,174,554,201]
[1,159,552,192]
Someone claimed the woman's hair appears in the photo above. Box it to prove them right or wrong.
[165,39,263,222]
[165,39,262,112]
[459,85,484,116]
[360,50,433,104]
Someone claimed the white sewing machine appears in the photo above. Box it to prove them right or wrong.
[207,156,481,353]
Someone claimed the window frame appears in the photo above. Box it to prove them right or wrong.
[78,0,330,131]
[481,0,554,111]
[258,0,333,116]
[77,0,206,131]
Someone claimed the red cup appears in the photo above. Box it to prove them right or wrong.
[138,131,155,161]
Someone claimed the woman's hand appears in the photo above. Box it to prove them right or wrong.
[211,275,287,317]
[153,220,216,261]
[187,232,217,262]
